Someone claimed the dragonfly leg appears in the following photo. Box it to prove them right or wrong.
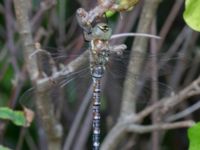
[109,44,127,55]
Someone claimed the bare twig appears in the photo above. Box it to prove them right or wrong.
[73,104,93,150]
[159,26,188,68]
[137,76,200,122]
[111,4,141,44]
[168,28,193,90]
[76,0,140,33]
[13,0,62,149]
[127,120,195,133]
[157,0,184,50]
[36,50,90,87]
[166,100,200,122]
[31,1,56,31]
[150,20,160,150]
[102,0,161,149]
[111,33,161,40]
[120,0,161,119]
[13,0,39,80]
[16,128,27,150]
[5,0,20,75]
[184,48,200,85]
[101,120,194,150]
[101,74,200,150]
[63,84,93,150]
[25,130,39,150]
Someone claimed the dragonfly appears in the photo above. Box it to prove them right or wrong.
[89,23,112,150]
[20,22,193,150]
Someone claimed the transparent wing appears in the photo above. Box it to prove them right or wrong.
[19,88,36,111]
[19,48,90,115]
[107,49,192,79]
[21,45,193,111]
[103,48,192,108]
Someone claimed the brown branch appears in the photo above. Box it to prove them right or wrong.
[184,47,200,85]
[63,84,93,150]
[150,20,160,150]
[102,0,161,149]
[127,120,194,133]
[76,2,114,32]
[13,1,62,149]
[36,50,90,87]
[135,76,200,122]
[157,0,184,50]
[166,100,200,122]
[31,1,56,31]
[101,120,194,150]
[13,0,39,80]
[120,0,161,118]
[159,25,188,68]
[168,28,194,90]
[5,0,20,74]
[76,0,140,32]
[73,104,93,150]
[101,74,200,150]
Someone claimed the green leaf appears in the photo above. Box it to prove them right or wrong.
[183,0,200,32]
[188,122,200,150]
[105,10,116,18]
[0,107,26,126]
[0,145,12,150]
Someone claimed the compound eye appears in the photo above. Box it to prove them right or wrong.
[98,24,109,32]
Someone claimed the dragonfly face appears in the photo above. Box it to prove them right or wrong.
[91,23,112,40]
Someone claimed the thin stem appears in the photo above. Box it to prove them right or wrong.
[63,84,93,150]
[111,33,161,40]
[127,121,195,133]
[150,19,160,150]
[166,100,200,122]
[120,0,161,119]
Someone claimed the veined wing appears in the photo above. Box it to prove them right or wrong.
[20,44,193,111]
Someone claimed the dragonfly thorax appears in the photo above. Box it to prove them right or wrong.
[97,49,110,65]
[90,25,111,71]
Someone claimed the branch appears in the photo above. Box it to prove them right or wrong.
[130,76,200,123]
[76,0,140,32]
[150,20,160,150]
[36,50,89,87]
[13,0,39,80]
[13,1,62,149]
[101,120,194,150]
[102,0,161,149]
[63,84,92,150]
[127,121,194,133]
[101,75,200,150]
[166,100,200,122]
[120,0,161,118]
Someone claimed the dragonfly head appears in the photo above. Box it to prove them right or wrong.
[91,23,112,41]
